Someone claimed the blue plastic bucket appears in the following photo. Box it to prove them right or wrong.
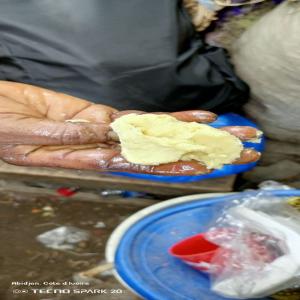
[106,190,300,300]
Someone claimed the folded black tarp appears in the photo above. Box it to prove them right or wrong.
[0,0,249,112]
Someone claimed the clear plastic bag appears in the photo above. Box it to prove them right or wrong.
[37,226,90,250]
[204,182,300,299]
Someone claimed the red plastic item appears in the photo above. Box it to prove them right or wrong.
[169,229,279,274]
[57,187,79,197]
[169,233,220,272]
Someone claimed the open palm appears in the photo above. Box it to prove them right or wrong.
[0,81,260,175]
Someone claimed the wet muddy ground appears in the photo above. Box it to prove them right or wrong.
[0,191,141,300]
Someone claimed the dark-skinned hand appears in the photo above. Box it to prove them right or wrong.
[0,81,260,175]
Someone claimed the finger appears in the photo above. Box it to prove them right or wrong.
[112,110,217,123]
[108,149,261,173]
[0,144,210,175]
[0,116,110,145]
[0,144,120,170]
[108,157,211,175]
[0,81,117,122]
[233,149,261,164]
[65,104,117,124]
[169,110,217,123]
[111,110,145,121]
[220,126,262,141]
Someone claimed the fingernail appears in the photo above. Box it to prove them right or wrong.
[235,149,261,164]
[107,131,119,141]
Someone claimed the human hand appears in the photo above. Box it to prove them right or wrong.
[0,81,260,175]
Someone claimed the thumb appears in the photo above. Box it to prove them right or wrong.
[0,116,111,145]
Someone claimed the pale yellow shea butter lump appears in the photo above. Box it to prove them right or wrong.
[111,114,243,169]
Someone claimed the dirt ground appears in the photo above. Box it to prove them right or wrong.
[0,191,141,300]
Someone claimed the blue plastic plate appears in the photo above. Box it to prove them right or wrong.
[110,113,265,183]
[114,190,300,300]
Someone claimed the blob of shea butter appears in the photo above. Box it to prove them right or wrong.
[111,114,243,169]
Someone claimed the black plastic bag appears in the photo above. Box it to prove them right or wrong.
[0,0,248,112]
